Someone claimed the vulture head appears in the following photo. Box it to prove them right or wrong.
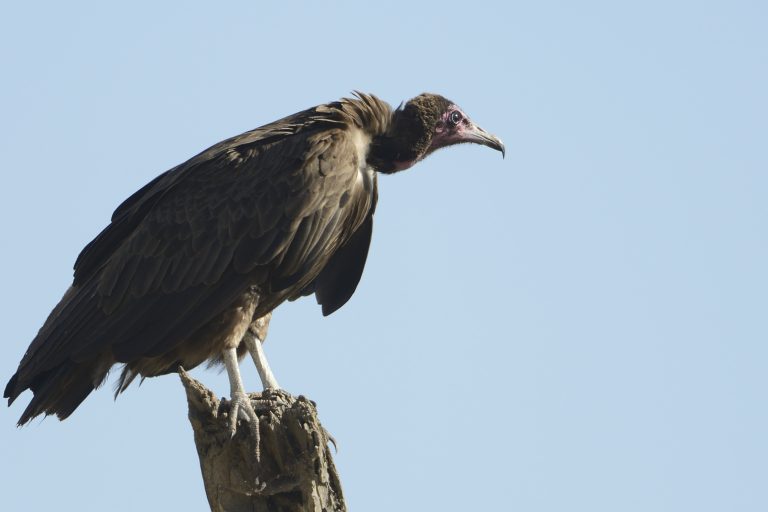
[372,93,505,173]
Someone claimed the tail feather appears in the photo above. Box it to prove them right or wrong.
[4,373,20,405]
[10,359,109,425]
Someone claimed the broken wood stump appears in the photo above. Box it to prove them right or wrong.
[179,369,346,512]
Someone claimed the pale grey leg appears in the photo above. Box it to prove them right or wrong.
[244,333,280,390]
[243,312,280,390]
[222,347,259,440]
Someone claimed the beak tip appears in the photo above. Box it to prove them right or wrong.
[467,124,506,159]
[494,138,505,159]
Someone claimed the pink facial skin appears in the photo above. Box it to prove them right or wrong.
[392,104,505,171]
[431,105,505,157]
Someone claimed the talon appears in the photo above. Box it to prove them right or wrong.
[237,405,252,422]
[222,346,266,460]
[229,393,257,431]
[227,391,262,459]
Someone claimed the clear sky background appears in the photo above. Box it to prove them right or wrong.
[1,1,766,511]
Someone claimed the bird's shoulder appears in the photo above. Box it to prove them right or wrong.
[74,94,389,289]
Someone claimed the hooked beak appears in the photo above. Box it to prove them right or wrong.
[464,123,505,158]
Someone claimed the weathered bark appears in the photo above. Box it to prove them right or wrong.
[180,370,346,512]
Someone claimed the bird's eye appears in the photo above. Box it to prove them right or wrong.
[449,111,462,126]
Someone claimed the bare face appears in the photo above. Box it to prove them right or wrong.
[429,104,505,156]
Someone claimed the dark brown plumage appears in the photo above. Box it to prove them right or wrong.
[5,92,504,425]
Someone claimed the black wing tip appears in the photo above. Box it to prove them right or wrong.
[320,299,347,317]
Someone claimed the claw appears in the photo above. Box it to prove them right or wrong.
[228,391,262,460]
[327,432,338,453]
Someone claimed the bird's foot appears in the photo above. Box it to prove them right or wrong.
[228,391,258,435]
[260,386,289,404]
[227,391,263,459]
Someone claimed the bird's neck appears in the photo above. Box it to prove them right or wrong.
[367,135,423,173]
[367,98,442,174]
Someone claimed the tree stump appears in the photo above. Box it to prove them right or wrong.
[179,370,346,512]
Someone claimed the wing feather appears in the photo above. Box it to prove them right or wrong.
[9,96,384,403]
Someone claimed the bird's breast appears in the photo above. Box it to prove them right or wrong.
[348,126,377,211]
[349,127,372,170]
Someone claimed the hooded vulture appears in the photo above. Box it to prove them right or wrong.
[5,92,504,431]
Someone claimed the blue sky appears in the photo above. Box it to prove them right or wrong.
[1,1,766,510]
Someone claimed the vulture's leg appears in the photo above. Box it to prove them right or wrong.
[222,346,260,442]
[219,291,263,438]
[243,313,280,390]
